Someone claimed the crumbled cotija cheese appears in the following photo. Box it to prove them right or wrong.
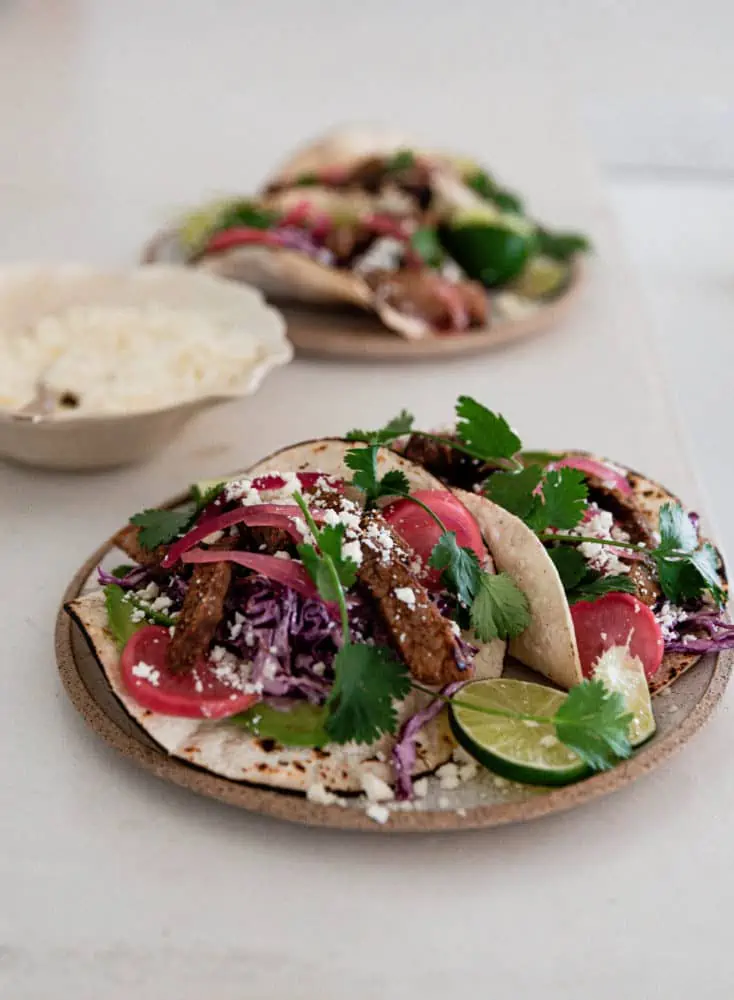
[0,304,267,414]
[131,661,161,686]
[361,772,395,803]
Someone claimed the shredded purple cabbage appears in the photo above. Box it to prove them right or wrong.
[273,226,334,265]
[97,565,150,589]
[392,679,466,800]
[217,576,388,704]
[664,608,734,654]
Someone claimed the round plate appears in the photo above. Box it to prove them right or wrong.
[283,264,584,361]
[56,504,731,833]
[141,229,584,362]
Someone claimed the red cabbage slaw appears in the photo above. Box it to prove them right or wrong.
[392,680,465,800]
[664,608,734,654]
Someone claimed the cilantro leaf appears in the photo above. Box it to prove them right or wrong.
[465,168,496,202]
[650,503,725,605]
[410,227,444,268]
[529,467,587,531]
[566,572,636,604]
[386,149,416,172]
[191,481,225,511]
[469,572,531,642]
[104,584,145,649]
[345,410,415,446]
[484,465,586,532]
[325,643,411,744]
[232,702,329,747]
[214,201,279,232]
[455,396,522,462]
[484,465,543,521]
[547,547,635,603]
[298,524,358,602]
[492,189,524,214]
[657,503,698,555]
[536,228,591,262]
[429,532,482,608]
[554,679,633,770]
[344,445,410,505]
[547,546,587,590]
[129,506,194,549]
[690,543,726,605]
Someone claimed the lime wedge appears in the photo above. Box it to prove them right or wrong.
[178,199,232,251]
[511,255,569,300]
[449,679,588,786]
[593,645,656,748]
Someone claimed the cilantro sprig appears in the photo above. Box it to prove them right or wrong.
[425,677,632,771]
[343,441,531,643]
[130,481,224,550]
[485,465,587,531]
[293,492,410,745]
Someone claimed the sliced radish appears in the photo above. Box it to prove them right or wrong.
[570,592,664,683]
[553,456,632,497]
[120,626,260,719]
[382,489,487,589]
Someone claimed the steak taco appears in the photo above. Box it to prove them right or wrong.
[65,398,732,811]
[143,126,589,339]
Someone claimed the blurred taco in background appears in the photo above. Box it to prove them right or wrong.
[143,125,590,339]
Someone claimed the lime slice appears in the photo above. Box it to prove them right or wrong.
[449,679,588,786]
[593,645,656,748]
[511,255,569,300]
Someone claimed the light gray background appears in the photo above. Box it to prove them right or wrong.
[1,2,733,997]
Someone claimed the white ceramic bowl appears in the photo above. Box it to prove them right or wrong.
[0,264,292,470]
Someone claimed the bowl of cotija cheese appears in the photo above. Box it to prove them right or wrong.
[0,265,292,469]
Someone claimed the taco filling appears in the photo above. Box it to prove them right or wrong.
[66,398,731,819]
[146,128,589,339]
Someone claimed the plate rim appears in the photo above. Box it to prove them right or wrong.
[142,227,585,362]
[55,512,732,834]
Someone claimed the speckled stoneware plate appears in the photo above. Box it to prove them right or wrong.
[142,230,584,362]
[55,487,732,833]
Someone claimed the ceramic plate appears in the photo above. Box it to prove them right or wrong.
[56,488,731,833]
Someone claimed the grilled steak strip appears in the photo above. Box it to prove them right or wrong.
[112,525,166,568]
[167,551,232,674]
[357,513,467,686]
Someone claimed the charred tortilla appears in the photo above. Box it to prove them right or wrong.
[65,441,509,794]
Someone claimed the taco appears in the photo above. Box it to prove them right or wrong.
[143,126,589,339]
[66,441,524,800]
[398,420,731,695]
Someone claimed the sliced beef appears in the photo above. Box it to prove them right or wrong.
[112,525,166,568]
[402,433,487,491]
[367,269,488,332]
[323,223,376,266]
[357,513,468,686]
[167,558,232,673]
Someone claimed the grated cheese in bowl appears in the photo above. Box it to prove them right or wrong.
[0,302,285,416]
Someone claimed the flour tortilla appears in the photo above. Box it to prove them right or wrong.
[457,456,728,696]
[66,441,507,795]
[455,489,584,690]
[143,225,432,340]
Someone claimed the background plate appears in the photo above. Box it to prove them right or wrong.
[55,504,732,833]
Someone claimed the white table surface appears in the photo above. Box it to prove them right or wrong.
[2,3,734,998]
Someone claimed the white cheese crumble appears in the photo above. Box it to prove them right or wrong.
[365,803,390,825]
[413,778,429,798]
[312,661,326,676]
[306,782,340,806]
[273,550,292,561]
[0,304,268,415]
[560,503,633,577]
[436,762,461,790]
[151,595,172,613]
[229,612,245,641]
[360,772,395,803]
[656,601,688,640]
[131,661,161,686]
[394,587,416,609]
[341,539,363,567]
